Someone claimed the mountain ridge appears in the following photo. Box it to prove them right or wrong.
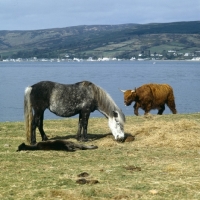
[0,21,199,59]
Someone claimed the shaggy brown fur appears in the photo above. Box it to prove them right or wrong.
[17,140,98,151]
[121,83,177,115]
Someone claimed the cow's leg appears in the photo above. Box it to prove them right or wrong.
[166,92,177,114]
[144,103,152,115]
[134,103,140,116]
[157,105,165,115]
[167,100,177,114]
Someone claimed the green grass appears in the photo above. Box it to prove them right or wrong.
[149,44,184,53]
[0,113,200,199]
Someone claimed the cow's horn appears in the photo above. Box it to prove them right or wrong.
[119,89,126,93]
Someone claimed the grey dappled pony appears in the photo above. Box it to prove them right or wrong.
[24,81,125,144]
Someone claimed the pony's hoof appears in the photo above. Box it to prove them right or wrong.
[81,138,88,142]
[42,136,48,141]
[31,142,36,145]
[76,137,81,141]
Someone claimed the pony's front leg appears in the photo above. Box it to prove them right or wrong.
[76,114,82,141]
[82,110,90,142]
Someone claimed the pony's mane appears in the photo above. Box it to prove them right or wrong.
[88,82,125,125]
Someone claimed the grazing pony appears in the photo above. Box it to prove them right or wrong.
[24,81,125,144]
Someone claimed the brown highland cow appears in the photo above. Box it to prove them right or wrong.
[121,83,177,116]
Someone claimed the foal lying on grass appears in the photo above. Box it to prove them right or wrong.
[17,140,98,152]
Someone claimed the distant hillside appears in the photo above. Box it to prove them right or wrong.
[0,21,200,60]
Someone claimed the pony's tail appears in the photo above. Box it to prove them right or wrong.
[24,87,33,144]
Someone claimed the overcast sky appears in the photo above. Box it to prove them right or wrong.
[0,0,199,31]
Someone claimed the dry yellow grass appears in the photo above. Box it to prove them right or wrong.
[125,114,200,149]
[0,113,200,199]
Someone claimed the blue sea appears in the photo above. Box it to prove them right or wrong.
[0,60,200,122]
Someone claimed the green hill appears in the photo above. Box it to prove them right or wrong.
[0,21,200,60]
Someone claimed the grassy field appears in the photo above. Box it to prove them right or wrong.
[0,113,200,200]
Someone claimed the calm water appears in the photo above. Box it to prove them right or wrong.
[0,61,200,122]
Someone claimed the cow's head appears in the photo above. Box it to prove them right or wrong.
[120,89,136,106]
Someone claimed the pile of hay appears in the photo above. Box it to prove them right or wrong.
[125,116,200,149]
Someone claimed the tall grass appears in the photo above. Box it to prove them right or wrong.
[0,113,200,199]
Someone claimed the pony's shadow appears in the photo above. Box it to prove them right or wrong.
[49,132,112,141]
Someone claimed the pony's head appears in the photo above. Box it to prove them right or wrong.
[108,111,125,142]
